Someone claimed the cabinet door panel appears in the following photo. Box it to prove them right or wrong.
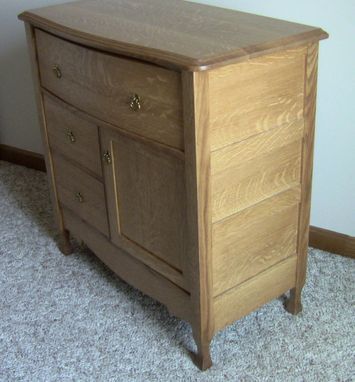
[101,128,186,273]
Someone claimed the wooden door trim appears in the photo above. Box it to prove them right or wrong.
[100,126,188,291]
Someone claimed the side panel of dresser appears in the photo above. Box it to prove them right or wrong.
[208,46,315,331]
[24,22,71,254]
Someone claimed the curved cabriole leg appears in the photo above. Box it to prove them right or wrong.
[58,229,73,255]
[285,287,303,315]
[191,329,213,371]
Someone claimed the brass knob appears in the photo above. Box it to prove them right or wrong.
[75,192,84,203]
[129,94,141,111]
[52,64,62,79]
[66,129,76,143]
[103,150,112,164]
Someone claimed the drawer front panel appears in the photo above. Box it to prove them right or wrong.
[44,95,102,176]
[52,153,109,236]
[36,29,183,149]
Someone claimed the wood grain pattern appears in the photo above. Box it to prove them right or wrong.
[182,71,214,369]
[36,29,183,149]
[52,153,109,236]
[101,127,186,270]
[100,127,188,290]
[41,88,185,161]
[2,141,349,265]
[62,207,192,322]
[209,47,306,150]
[212,139,302,222]
[286,43,319,314]
[212,187,301,296]
[43,95,102,177]
[41,90,187,289]
[214,256,297,332]
[19,0,328,70]
[211,119,304,175]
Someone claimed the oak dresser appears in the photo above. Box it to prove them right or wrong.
[19,0,328,370]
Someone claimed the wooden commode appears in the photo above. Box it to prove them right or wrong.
[19,0,328,370]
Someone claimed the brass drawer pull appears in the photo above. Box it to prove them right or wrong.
[129,94,141,111]
[52,64,62,79]
[75,192,84,203]
[66,129,76,143]
[103,150,112,164]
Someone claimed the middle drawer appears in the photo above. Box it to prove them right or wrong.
[36,29,184,150]
[44,94,102,177]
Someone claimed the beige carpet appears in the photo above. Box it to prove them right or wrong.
[0,160,354,381]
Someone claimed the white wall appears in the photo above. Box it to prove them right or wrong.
[0,1,354,236]
[0,0,71,153]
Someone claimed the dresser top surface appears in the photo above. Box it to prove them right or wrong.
[19,0,328,70]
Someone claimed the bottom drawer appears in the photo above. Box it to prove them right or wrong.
[52,153,109,236]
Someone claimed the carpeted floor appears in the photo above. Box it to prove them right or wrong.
[0,160,354,382]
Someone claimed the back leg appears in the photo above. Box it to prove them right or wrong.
[191,328,213,370]
[58,229,73,255]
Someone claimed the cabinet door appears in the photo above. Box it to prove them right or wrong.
[101,127,187,276]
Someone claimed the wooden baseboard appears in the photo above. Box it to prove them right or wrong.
[309,226,355,259]
[0,144,353,259]
[0,144,46,172]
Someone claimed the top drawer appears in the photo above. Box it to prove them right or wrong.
[35,29,183,150]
